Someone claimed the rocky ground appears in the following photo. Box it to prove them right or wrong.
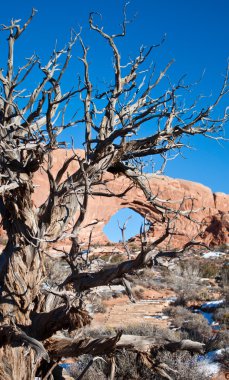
[0,238,228,379]
[93,288,175,329]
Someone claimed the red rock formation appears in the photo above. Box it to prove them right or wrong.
[78,173,229,248]
[1,149,228,249]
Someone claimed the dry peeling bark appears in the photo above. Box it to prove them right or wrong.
[0,7,228,380]
[44,333,205,359]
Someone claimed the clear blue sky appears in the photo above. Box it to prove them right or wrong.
[1,0,228,194]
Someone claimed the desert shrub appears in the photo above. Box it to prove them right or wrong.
[182,315,213,343]
[214,307,229,328]
[171,288,211,306]
[110,254,124,264]
[218,330,229,347]
[67,355,108,380]
[165,306,213,343]
[133,287,145,299]
[67,324,213,380]
[217,347,229,372]
[121,323,180,342]
[199,261,219,278]
[84,326,115,338]
[86,323,179,341]
[169,262,200,284]
[165,263,204,304]
[207,330,229,351]
[98,252,124,264]
[68,351,150,380]
[129,242,139,250]
[131,267,167,291]
[105,241,116,247]
[221,264,229,287]
[115,350,211,379]
[88,297,107,314]
[99,253,111,262]
[172,294,187,306]
[155,351,211,380]
[67,349,211,380]
[117,323,154,336]
[114,350,140,379]
[165,259,223,304]
[216,264,229,305]
[195,288,213,301]
[223,288,229,305]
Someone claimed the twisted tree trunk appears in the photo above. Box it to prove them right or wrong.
[0,7,227,380]
[0,180,43,378]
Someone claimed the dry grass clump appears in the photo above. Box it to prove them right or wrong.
[199,261,219,278]
[165,306,212,343]
[131,267,168,291]
[154,351,211,380]
[164,259,222,305]
[66,330,211,380]
[67,356,108,380]
[214,307,229,329]
[120,323,179,341]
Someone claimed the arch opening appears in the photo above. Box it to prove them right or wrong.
[103,208,150,243]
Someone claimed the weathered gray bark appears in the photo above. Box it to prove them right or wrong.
[44,334,205,359]
[0,182,41,324]
[0,7,228,380]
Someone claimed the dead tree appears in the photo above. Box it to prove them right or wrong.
[0,7,228,380]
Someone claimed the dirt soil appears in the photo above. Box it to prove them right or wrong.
[92,288,175,329]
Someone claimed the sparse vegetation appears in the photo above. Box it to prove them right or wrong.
[214,307,229,329]
[199,261,219,278]
[121,323,179,340]
[165,306,213,343]
[0,4,228,379]
[165,262,203,305]
[66,329,212,380]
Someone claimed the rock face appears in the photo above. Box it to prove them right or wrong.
[1,150,229,249]
[77,173,229,248]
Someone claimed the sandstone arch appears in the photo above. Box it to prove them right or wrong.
[31,150,229,249]
[103,207,148,242]
[0,150,228,249]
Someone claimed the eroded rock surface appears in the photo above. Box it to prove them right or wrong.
[1,149,228,249]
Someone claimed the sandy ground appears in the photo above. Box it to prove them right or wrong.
[92,288,175,329]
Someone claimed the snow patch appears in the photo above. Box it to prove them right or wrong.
[202,251,226,259]
[201,299,224,310]
[143,315,168,320]
[198,360,220,376]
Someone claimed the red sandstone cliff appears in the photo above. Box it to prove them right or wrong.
[1,150,229,249]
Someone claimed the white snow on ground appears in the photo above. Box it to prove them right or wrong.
[198,348,229,377]
[212,347,229,359]
[201,299,224,309]
[216,347,229,355]
[197,360,220,376]
[202,251,226,258]
[143,315,169,319]
[205,348,227,362]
